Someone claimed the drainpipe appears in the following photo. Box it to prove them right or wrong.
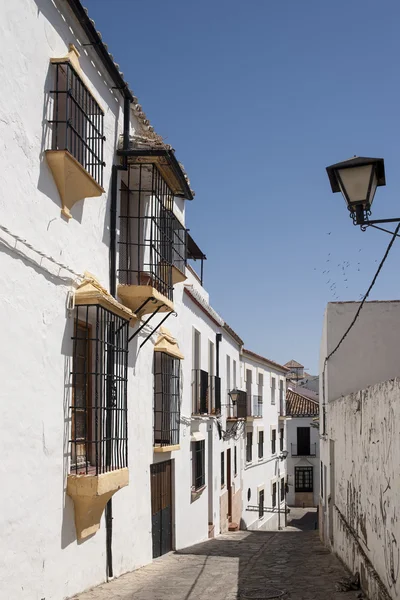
[106,93,131,579]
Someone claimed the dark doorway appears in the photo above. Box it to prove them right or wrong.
[227,448,232,519]
[151,460,173,558]
[297,427,310,455]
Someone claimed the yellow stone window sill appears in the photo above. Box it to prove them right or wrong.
[118,284,174,316]
[67,467,129,540]
[154,444,180,453]
[45,150,104,219]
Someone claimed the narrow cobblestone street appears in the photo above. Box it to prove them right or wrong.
[73,510,359,600]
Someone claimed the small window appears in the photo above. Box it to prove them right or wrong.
[50,61,105,186]
[234,445,237,476]
[271,429,276,455]
[221,451,225,486]
[233,360,237,387]
[247,488,251,502]
[246,432,253,463]
[280,477,285,502]
[258,430,264,459]
[258,489,264,518]
[295,466,313,492]
[271,377,276,404]
[272,482,277,508]
[193,440,205,490]
[279,428,284,452]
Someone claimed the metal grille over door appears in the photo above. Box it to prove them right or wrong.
[151,460,173,558]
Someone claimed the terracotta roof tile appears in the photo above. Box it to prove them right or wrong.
[286,389,319,417]
[284,359,304,369]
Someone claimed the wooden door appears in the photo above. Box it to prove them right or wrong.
[150,461,172,558]
[227,448,232,519]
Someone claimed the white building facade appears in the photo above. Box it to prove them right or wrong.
[239,349,288,531]
[0,2,291,599]
[319,300,400,600]
[285,388,319,508]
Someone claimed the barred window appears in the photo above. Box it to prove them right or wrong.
[193,440,205,490]
[234,445,237,476]
[70,305,129,475]
[271,429,276,455]
[49,61,105,186]
[221,451,225,486]
[295,467,313,492]
[258,430,264,459]
[119,165,187,304]
[272,482,277,508]
[281,477,285,502]
[154,352,180,448]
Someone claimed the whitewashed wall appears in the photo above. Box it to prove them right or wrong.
[327,378,400,600]
[285,417,319,507]
[240,354,286,531]
[319,300,400,545]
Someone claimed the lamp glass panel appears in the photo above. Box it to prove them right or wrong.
[337,164,373,205]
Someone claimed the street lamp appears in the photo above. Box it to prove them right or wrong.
[228,388,241,405]
[326,156,386,227]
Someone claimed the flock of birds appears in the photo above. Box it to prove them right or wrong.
[314,232,378,302]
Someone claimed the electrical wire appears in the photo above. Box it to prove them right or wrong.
[321,222,400,433]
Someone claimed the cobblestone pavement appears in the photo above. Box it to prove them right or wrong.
[73,510,359,600]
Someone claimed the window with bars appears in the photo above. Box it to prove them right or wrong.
[258,430,264,459]
[258,489,264,518]
[295,466,313,492]
[119,164,187,303]
[279,380,284,414]
[246,432,253,463]
[281,477,285,502]
[280,428,284,452]
[272,482,277,508]
[153,352,180,448]
[70,305,129,475]
[193,440,205,490]
[221,451,225,486]
[271,429,276,455]
[49,61,105,186]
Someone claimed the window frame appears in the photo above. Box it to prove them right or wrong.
[221,451,225,487]
[234,445,237,476]
[153,352,181,448]
[258,430,264,459]
[258,489,265,519]
[280,477,285,502]
[271,429,276,455]
[279,428,284,452]
[246,431,253,463]
[295,466,313,492]
[272,482,277,508]
[193,440,206,491]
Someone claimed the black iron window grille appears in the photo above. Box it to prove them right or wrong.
[193,440,205,490]
[295,466,313,492]
[271,429,276,455]
[258,430,264,459]
[119,164,187,302]
[221,451,225,486]
[281,477,285,502]
[272,482,277,508]
[280,428,284,452]
[192,369,209,414]
[70,305,129,475]
[49,61,105,186]
[154,352,180,448]
[234,445,237,476]
[258,489,265,518]
[246,432,253,463]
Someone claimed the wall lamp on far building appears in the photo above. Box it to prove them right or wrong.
[326,156,400,236]
[278,450,288,461]
[228,388,241,405]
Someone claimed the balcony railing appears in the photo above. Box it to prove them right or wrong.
[252,395,263,418]
[227,390,248,419]
[192,370,221,415]
[291,443,317,457]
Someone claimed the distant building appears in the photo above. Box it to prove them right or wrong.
[285,389,319,507]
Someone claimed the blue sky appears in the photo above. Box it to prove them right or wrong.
[84,0,400,373]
